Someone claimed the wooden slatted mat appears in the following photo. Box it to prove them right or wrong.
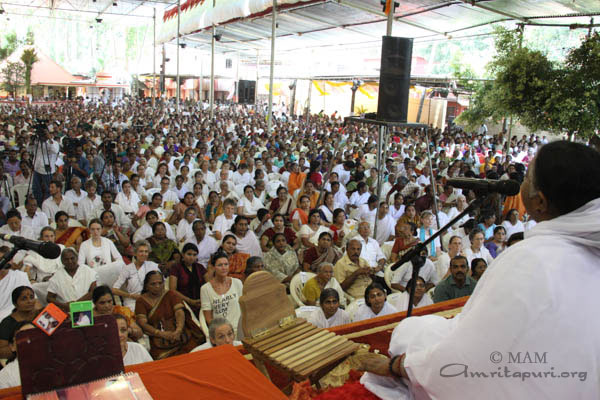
[240,272,359,385]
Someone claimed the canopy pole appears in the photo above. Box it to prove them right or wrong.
[176,0,181,112]
[210,24,215,120]
[425,128,442,237]
[255,50,259,107]
[200,50,203,102]
[267,0,277,133]
[373,125,386,240]
[152,7,156,108]
[305,79,312,122]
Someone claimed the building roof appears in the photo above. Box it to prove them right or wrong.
[1,46,77,86]
[156,0,600,55]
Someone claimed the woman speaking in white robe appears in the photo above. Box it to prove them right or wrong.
[360,141,600,399]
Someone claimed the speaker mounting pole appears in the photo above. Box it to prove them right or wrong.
[267,0,277,133]
[176,0,181,113]
[386,0,395,35]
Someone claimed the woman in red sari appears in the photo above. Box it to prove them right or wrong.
[218,234,250,281]
[135,271,205,360]
[54,211,88,251]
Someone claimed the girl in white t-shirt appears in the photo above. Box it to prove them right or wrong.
[78,219,126,287]
[200,253,243,336]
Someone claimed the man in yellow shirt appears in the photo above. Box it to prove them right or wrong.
[334,239,372,299]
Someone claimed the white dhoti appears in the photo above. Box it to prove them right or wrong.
[361,315,458,400]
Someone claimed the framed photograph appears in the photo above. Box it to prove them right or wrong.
[70,301,94,328]
[33,304,67,336]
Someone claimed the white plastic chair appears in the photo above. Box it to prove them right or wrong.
[289,271,315,307]
[345,298,365,321]
[12,184,29,207]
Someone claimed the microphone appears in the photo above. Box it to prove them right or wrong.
[0,234,61,259]
[446,178,521,196]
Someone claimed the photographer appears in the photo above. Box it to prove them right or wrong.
[100,160,128,195]
[63,143,91,189]
[28,128,59,207]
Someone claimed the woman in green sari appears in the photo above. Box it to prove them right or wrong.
[147,222,181,275]
[135,271,205,360]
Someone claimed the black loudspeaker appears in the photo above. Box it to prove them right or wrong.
[238,80,256,104]
[376,36,413,122]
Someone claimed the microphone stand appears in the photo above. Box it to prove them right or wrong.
[395,194,491,317]
[0,245,25,271]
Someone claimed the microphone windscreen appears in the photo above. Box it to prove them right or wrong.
[500,180,521,196]
[39,242,61,259]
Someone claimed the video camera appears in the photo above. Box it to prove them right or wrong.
[62,137,81,159]
[32,119,49,141]
[102,140,118,164]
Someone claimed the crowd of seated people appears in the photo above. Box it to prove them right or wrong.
[0,98,544,388]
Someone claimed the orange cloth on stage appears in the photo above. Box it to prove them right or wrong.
[0,345,286,400]
[504,192,527,219]
[288,172,306,194]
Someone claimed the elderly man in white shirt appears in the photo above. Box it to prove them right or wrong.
[20,196,48,239]
[355,221,386,278]
[64,176,87,219]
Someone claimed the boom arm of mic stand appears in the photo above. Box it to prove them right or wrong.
[396,195,488,317]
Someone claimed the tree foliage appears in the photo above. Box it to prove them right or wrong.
[1,61,25,98]
[457,27,600,139]
[21,49,39,95]
[0,32,19,61]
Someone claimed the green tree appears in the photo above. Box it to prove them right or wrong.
[459,29,600,139]
[20,49,39,95]
[0,32,19,61]
[1,61,25,98]
[25,28,35,46]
